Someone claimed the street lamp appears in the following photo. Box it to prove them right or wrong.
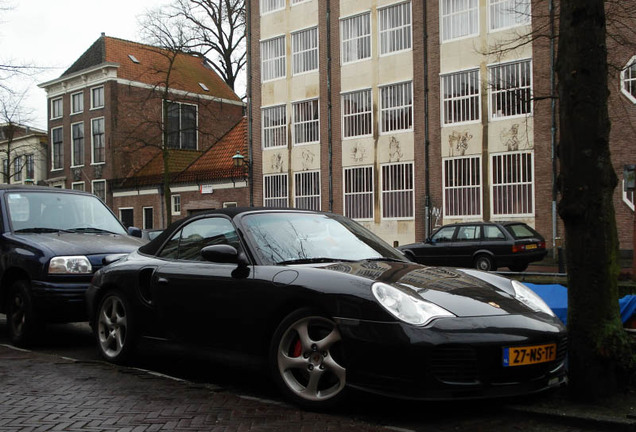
[232,150,246,168]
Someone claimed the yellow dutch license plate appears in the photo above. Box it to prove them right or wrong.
[503,343,557,367]
[526,244,538,250]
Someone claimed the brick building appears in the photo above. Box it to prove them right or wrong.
[38,34,245,229]
[247,0,635,256]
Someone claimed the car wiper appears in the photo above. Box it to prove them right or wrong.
[364,257,409,263]
[278,257,355,265]
[14,227,70,233]
[67,227,118,235]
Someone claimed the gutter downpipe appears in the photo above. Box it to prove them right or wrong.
[327,0,333,212]
[550,0,558,256]
[246,0,254,206]
[423,3,431,238]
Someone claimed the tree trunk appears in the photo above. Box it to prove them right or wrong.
[556,0,632,400]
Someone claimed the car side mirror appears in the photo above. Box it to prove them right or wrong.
[127,226,142,238]
[201,244,248,267]
[425,237,433,244]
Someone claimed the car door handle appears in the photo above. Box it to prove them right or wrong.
[157,277,169,284]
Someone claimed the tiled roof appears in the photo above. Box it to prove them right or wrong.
[63,35,240,103]
[117,148,202,188]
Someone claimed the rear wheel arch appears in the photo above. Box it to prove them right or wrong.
[473,252,497,271]
[0,268,32,313]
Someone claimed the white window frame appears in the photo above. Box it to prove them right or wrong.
[25,154,34,181]
[91,86,104,109]
[623,180,635,211]
[119,207,134,227]
[171,194,181,216]
[442,156,482,218]
[260,0,285,15]
[71,91,84,114]
[51,126,63,171]
[294,170,321,211]
[264,173,289,207]
[291,0,310,5]
[165,101,198,150]
[341,88,373,139]
[261,35,286,82]
[341,12,372,64]
[621,56,636,104]
[381,161,414,220]
[51,97,63,119]
[143,206,154,229]
[440,0,479,42]
[71,121,84,168]
[13,156,22,182]
[292,99,319,145]
[72,181,85,191]
[380,81,413,133]
[490,150,534,217]
[489,59,533,120]
[92,179,107,202]
[91,117,106,165]
[262,104,287,149]
[379,1,413,56]
[488,0,531,32]
[344,165,374,221]
[441,68,481,125]
[292,27,319,75]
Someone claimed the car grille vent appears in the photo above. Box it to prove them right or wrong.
[431,346,480,384]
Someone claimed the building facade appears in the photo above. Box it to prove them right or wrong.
[0,124,48,186]
[39,34,245,229]
[248,0,635,255]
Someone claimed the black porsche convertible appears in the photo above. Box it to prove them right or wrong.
[86,208,567,409]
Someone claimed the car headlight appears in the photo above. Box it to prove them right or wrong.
[49,256,92,275]
[372,282,455,326]
[511,280,554,316]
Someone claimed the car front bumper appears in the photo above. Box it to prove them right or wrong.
[334,314,567,400]
[31,280,90,322]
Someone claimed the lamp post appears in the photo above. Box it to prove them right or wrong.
[231,151,250,202]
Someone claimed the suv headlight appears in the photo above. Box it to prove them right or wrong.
[49,256,92,274]
[511,280,555,316]
[372,282,455,326]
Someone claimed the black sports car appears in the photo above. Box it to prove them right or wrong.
[86,208,566,410]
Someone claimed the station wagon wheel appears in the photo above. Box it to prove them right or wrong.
[474,254,496,271]
[95,290,136,364]
[270,309,346,410]
[7,280,42,346]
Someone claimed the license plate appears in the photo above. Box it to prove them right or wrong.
[526,244,537,250]
[503,343,557,367]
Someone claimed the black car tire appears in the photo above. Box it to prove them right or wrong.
[474,254,496,271]
[94,290,137,364]
[7,280,42,346]
[269,308,347,410]
[509,263,529,272]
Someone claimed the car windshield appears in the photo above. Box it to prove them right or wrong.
[6,191,127,235]
[241,211,406,265]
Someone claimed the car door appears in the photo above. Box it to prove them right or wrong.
[419,225,458,265]
[453,224,482,267]
[150,215,259,347]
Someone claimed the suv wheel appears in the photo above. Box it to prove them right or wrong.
[7,280,42,346]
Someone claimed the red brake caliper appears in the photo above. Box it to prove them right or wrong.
[292,338,303,357]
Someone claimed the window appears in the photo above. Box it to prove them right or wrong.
[25,154,34,180]
[264,173,289,207]
[166,101,197,150]
[120,208,134,228]
[441,69,480,125]
[379,1,412,55]
[381,162,414,219]
[71,92,84,114]
[293,99,319,144]
[143,207,154,229]
[72,122,84,167]
[262,105,287,149]
[294,171,320,210]
[261,36,286,82]
[91,86,104,109]
[1,159,6,182]
[457,225,479,241]
[292,0,309,4]
[483,224,506,240]
[489,59,532,118]
[52,127,63,170]
[72,182,85,191]
[344,166,373,220]
[160,217,238,261]
[491,151,534,216]
[51,98,63,119]
[14,156,22,182]
[92,180,106,202]
[489,0,531,31]
[432,226,456,242]
[440,0,479,42]
[443,156,481,217]
[380,81,413,133]
[621,57,636,103]
[92,118,105,163]
[261,0,284,14]
[342,89,372,138]
[172,194,181,215]
[292,27,318,74]
[341,12,371,64]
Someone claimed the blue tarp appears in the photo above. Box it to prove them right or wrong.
[524,283,636,326]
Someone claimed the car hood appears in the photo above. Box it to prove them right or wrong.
[323,260,539,318]
[13,232,144,257]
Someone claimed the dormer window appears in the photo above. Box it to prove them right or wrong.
[128,54,140,64]
[199,82,209,91]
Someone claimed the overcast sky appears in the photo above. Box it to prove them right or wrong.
[2,0,165,129]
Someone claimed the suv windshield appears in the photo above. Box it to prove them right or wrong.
[7,191,127,235]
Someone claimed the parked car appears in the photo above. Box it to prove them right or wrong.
[398,221,548,272]
[86,208,566,409]
[0,185,145,345]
